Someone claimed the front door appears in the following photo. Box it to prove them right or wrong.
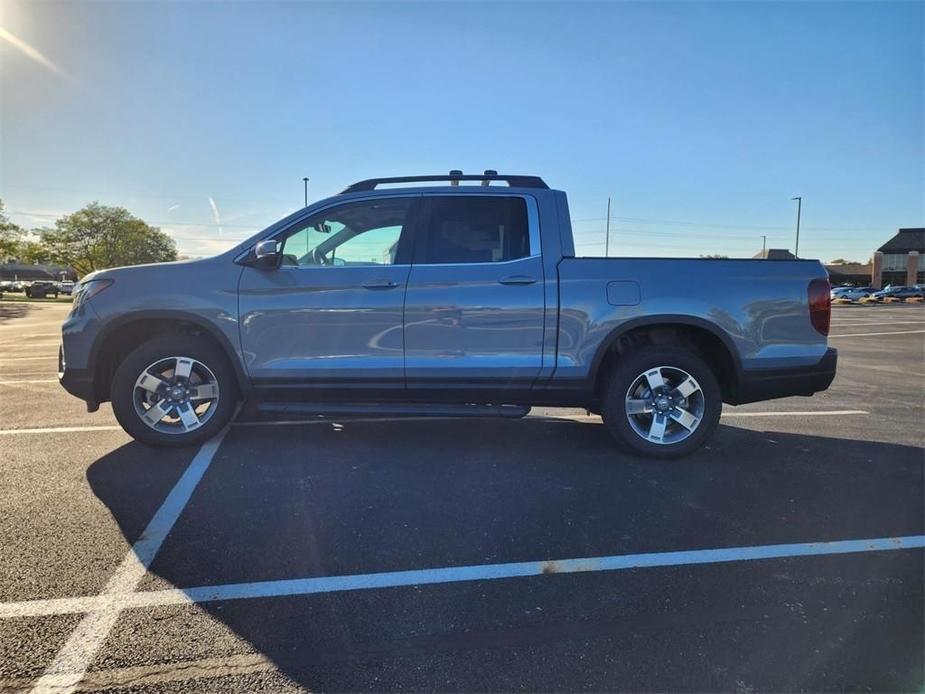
[403,194,546,395]
[238,195,420,388]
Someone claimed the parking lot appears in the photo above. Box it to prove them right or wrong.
[0,300,922,693]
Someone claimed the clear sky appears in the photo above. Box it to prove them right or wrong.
[1,0,922,262]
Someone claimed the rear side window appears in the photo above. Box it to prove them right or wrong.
[419,196,530,264]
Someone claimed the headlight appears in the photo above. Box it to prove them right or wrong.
[73,279,113,308]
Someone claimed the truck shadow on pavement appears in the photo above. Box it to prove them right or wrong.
[0,302,32,324]
[86,419,924,691]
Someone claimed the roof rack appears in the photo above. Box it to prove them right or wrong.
[341,170,549,193]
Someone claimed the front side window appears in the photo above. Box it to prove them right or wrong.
[279,197,413,267]
[420,196,530,264]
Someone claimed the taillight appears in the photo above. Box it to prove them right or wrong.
[808,278,831,336]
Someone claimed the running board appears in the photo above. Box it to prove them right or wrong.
[255,402,530,419]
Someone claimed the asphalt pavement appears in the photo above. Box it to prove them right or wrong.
[0,299,922,692]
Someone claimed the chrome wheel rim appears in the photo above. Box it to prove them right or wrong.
[132,356,220,435]
[624,365,705,445]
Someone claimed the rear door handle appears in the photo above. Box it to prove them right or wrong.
[498,275,537,285]
[362,278,399,289]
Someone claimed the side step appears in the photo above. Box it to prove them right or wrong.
[255,401,531,419]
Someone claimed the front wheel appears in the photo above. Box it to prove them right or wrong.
[111,335,238,447]
[601,346,722,459]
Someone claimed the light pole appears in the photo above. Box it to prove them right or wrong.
[761,235,767,257]
[791,196,802,258]
[303,177,310,207]
[604,197,611,257]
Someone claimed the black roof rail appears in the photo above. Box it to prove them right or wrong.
[341,170,549,193]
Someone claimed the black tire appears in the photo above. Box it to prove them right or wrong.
[601,345,722,459]
[110,335,238,447]
[25,289,32,298]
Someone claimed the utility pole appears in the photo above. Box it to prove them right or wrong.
[791,196,802,258]
[604,197,611,257]
[761,235,767,257]
[303,177,310,207]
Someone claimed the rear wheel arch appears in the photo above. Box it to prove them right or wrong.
[591,317,742,405]
[91,312,248,403]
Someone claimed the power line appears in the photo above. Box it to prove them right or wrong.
[1,184,293,207]
[570,215,887,232]
[9,209,260,231]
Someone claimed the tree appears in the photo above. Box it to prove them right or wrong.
[0,199,26,262]
[700,254,729,259]
[39,202,177,276]
[829,258,861,266]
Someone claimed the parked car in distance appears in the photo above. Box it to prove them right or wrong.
[59,171,837,458]
[833,286,876,302]
[25,280,60,299]
[58,281,76,296]
[871,285,924,301]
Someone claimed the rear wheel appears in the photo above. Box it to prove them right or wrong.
[111,335,238,447]
[601,345,722,459]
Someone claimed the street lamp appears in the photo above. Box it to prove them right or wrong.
[303,177,310,207]
[791,196,802,258]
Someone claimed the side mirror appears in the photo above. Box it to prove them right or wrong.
[251,239,280,269]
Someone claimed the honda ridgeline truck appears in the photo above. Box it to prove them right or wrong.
[59,172,836,458]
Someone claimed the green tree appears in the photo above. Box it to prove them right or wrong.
[0,199,26,262]
[39,202,177,276]
[829,258,860,265]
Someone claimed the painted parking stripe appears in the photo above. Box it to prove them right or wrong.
[30,428,231,694]
[0,355,57,362]
[0,379,59,384]
[2,535,922,621]
[0,410,871,437]
[829,329,925,338]
[832,320,925,328]
[721,409,868,417]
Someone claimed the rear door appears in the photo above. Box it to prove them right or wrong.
[238,195,420,387]
[403,194,546,395]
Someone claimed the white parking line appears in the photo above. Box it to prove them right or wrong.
[829,330,925,338]
[0,379,59,384]
[830,321,925,327]
[29,429,230,694]
[2,535,922,621]
[721,409,868,417]
[0,425,122,436]
[0,356,56,362]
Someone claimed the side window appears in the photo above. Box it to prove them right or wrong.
[421,196,530,264]
[279,197,413,267]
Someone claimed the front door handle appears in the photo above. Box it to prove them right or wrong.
[498,275,537,285]
[362,278,399,289]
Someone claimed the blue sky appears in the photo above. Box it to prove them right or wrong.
[1,0,922,261]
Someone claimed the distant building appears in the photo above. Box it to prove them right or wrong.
[0,263,78,282]
[752,248,796,260]
[873,228,924,288]
[825,262,873,286]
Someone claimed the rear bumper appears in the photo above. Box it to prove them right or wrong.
[733,347,837,405]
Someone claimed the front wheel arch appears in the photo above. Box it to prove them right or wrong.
[91,313,249,404]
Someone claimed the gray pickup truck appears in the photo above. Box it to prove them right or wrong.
[59,171,836,457]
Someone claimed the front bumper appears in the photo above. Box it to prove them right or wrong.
[58,344,99,411]
[734,347,838,405]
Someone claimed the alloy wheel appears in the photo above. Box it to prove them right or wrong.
[132,356,220,435]
[624,365,705,445]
